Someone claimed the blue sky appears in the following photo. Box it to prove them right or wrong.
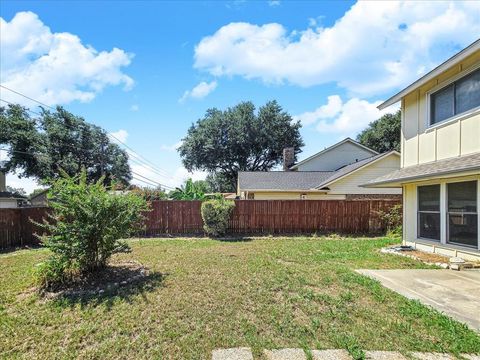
[1,0,479,192]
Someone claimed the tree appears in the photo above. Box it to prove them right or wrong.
[357,110,401,153]
[206,172,235,193]
[6,186,26,197]
[0,104,131,186]
[178,101,304,191]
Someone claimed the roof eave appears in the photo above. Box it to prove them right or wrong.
[378,39,480,110]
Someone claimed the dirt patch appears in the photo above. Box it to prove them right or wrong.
[40,260,152,299]
[381,246,449,268]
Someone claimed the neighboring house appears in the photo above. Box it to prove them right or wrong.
[0,172,26,208]
[30,189,49,207]
[367,39,480,261]
[237,138,401,200]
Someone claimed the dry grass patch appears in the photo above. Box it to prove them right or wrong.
[1,236,479,359]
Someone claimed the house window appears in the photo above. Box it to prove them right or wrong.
[447,181,478,247]
[430,68,480,125]
[417,185,440,241]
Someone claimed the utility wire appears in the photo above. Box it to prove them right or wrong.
[0,88,177,184]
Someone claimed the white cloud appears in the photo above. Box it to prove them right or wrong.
[130,104,139,111]
[194,1,480,96]
[179,80,217,103]
[0,11,134,106]
[295,95,399,138]
[268,0,280,7]
[160,141,183,152]
[109,129,128,143]
[5,173,43,194]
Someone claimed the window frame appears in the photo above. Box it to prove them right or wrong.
[446,180,478,248]
[426,63,480,128]
[417,184,441,241]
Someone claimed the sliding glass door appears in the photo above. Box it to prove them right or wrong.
[447,181,478,248]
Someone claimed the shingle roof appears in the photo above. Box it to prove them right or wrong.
[315,152,395,189]
[238,171,333,191]
[0,191,25,199]
[238,151,399,191]
[366,152,480,187]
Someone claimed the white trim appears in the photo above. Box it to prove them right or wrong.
[319,151,400,189]
[425,62,480,129]
[379,39,480,110]
[290,138,378,170]
[440,183,447,245]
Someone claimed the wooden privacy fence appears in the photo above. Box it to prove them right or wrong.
[143,199,400,236]
[0,199,400,249]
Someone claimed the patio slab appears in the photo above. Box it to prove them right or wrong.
[356,269,480,331]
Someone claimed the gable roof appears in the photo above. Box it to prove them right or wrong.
[379,39,480,110]
[365,151,480,187]
[315,151,400,189]
[238,171,333,191]
[289,138,378,170]
[238,151,400,192]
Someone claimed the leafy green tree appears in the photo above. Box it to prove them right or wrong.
[178,101,304,191]
[169,178,207,200]
[0,104,131,186]
[357,110,401,153]
[206,172,235,193]
[36,170,149,288]
[130,186,168,201]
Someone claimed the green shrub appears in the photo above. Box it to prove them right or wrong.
[379,204,403,238]
[201,199,235,237]
[36,170,149,289]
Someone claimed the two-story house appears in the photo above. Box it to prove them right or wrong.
[367,40,480,261]
[237,138,401,200]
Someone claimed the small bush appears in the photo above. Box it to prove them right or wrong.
[379,204,402,238]
[201,199,235,237]
[36,170,149,289]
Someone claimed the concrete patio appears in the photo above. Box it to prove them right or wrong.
[356,269,480,331]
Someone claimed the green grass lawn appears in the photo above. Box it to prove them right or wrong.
[1,236,479,359]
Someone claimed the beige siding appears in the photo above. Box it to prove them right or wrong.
[402,51,480,167]
[328,154,402,195]
[0,199,18,208]
[296,141,375,171]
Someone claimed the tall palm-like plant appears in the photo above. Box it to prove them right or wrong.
[169,178,206,200]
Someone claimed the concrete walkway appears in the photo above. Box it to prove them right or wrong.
[356,269,480,331]
[212,348,480,360]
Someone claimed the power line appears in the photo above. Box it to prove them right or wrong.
[0,87,177,184]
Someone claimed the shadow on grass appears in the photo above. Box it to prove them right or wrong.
[48,265,167,310]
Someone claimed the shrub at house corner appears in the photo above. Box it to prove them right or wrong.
[35,170,149,289]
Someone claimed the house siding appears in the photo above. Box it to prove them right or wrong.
[402,51,480,168]
[328,155,402,195]
[248,192,346,200]
[295,141,375,171]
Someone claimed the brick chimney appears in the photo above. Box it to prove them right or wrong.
[0,171,5,192]
[283,147,295,171]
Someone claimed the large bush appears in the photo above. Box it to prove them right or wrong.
[201,199,235,237]
[379,204,402,238]
[36,171,149,288]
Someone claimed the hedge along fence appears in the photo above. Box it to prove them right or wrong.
[0,199,401,249]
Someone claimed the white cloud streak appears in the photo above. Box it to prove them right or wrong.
[179,80,217,103]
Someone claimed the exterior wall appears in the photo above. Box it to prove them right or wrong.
[30,192,48,207]
[328,155,402,195]
[0,199,18,208]
[402,174,480,260]
[401,51,480,168]
[296,141,375,171]
[250,192,346,200]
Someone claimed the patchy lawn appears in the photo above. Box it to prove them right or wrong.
[1,236,479,359]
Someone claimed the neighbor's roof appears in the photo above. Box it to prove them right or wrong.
[379,39,480,110]
[289,137,378,170]
[365,152,480,187]
[315,151,400,189]
[0,191,26,199]
[238,171,333,191]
